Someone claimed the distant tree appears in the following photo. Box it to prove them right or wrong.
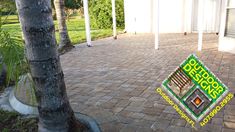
[54,0,74,53]
[65,0,82,9]
[64,0,83,20]
[51,0,82,20]
[15,0,86,131]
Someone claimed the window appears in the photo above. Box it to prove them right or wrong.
[225,0,235,38]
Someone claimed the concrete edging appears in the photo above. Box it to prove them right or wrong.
[8,87,101,132]
[9,87,38,115]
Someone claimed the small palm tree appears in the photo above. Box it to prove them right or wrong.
[54,0,74,54]
[0,14,26,89]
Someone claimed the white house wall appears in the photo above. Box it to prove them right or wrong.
[124,0,221,33]
[124,0,152,33]
[159,0,185,33]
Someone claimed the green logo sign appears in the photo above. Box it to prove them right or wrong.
[162,54,229,122]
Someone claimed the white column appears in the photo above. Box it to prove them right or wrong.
[155,0,159,49]
[215,0,222,34]
[112,0,117,39]
[183,0,187,35]
[83,0,92,47]
[219,0,227,41]
[197,0,203,51]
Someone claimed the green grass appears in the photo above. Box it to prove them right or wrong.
[1,15,123,45]
[1,15,19,25]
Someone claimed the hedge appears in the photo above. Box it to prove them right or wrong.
[89,0,124,29]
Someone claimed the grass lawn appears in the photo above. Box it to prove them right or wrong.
[1,15,123,45]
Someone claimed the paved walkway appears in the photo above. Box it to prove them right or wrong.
[60,33,235,132]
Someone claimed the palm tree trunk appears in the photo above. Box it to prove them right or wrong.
[15,0,84,131]
[54,0,74,53]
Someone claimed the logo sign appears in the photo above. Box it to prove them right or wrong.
[162,54,229,122]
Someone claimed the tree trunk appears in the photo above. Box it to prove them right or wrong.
[15,0,85,131]
[54,0,74,54]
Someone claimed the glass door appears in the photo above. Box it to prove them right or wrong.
[219,0,235,54]
[224,1,235,38]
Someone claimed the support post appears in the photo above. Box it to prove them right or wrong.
[83,0,92,47]
[112,0,117,39]
[183,0,187,35]
[155,0,159,49]
[197,0,203,51]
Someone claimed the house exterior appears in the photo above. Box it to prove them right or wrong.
[124,0,235,54]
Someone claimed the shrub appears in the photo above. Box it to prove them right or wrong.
[0,14,26,86]
[89,0,125,29]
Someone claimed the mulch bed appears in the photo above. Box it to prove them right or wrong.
[0,110,37,131]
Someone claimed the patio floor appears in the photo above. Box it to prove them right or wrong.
[60,33,235,132]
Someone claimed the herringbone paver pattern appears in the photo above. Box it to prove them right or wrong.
[61,33,235,132]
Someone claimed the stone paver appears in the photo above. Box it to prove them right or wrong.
[60,33,235,132]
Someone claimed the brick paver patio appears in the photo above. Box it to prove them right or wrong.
[60,33,235,132]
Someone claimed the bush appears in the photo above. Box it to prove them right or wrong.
[0,14,26,86]
[89,0,124,29]
[0,0,17,15]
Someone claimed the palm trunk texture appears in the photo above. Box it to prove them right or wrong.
[15,0,84,131]
[54,0,74,53]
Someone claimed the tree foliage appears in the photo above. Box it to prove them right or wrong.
[51,0,82,9]
[0,14,26,86]
[65,0,82,9]
[51,0,83,20]
[89,0,124,29]
[0,0,17,15]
